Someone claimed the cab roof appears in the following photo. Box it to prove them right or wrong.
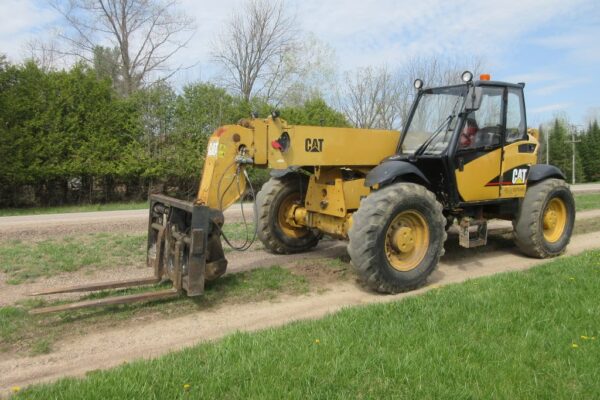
[423,80,525,92]
[473,80,525,89]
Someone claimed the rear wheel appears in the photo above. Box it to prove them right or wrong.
[348,183,446,293]
[513,178,575,258]
[256,177,320,254]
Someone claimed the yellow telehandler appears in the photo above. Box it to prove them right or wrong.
[32,71,575,313]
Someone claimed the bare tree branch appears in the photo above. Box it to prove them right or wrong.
[212,0,300,103]
[46,0,195,95]
[336,66,403,129]
[337,56,486,130]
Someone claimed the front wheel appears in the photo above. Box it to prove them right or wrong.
[513,178,575,258]
[256,177,320,254]
[348,183,447,293]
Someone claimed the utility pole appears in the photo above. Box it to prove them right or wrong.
[568,124,582,184]
[546,127,549,164]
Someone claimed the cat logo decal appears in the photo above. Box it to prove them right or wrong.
[305,138,324,152]
[512,168,528,184]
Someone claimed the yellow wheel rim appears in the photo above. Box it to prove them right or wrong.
[542,197,567,243]
[277,193,310,239]
[385,210,429,272]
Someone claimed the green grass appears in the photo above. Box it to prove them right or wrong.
[0,222,256,284]
[0,233,146,284]
[222,222,256,242]
[14,250,600,399]
[575,192,600,211]
[0,266,308,355]
[0,201,147,217]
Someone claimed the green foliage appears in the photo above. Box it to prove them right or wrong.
[537,125,546,163]
[93,46,122,94]
[0,61,142,205]
[580,120,600,182]
[0,61,348,207]
[281,98,349,127]
[547,118,585,183]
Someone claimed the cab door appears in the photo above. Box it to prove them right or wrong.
[498,87,534,199]
[454,86,505,202]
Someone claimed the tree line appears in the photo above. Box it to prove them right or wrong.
[1,57,598,208]
[0,59,347,207]
[539,118,600,184]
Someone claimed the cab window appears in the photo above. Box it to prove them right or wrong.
[506,88,526,143]
[458,86,503,150]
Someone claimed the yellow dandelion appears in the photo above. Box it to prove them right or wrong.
[314,339,320,344]
[183,384,191,391]
[11,386,20,393]
[572,343,579,348]
[581,335,589,340]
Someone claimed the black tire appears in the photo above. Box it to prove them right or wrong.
[256,177,320,254]
[513,178,575,258]
[348,183,446,293]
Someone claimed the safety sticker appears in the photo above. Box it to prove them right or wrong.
[207,141,219,156]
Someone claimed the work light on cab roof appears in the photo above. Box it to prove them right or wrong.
[461,70,474,83]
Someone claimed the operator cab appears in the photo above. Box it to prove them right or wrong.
[394,72,531,208]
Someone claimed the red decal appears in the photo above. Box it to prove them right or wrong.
[215,127,227,137]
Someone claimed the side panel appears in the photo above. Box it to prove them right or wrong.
[267,124,400,168]
[455,149,502,201]
[498,140,538,198]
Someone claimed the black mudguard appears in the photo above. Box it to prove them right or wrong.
[270,168,294,178]
[365,160,430,188]
[528,164,566,183]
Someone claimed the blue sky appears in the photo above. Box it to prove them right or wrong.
[1,0,599,126]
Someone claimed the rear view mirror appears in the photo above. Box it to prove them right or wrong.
[464,87,483,112]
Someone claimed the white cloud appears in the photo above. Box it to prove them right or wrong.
[503,72,561,85]
[531,25,600,63]
[165,0,598,85]
[0,0,59,61]
[530,103,572,114]
[531,78,590,96]
[291,0,591,70]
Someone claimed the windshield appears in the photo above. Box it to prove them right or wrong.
[401,86,467,155]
